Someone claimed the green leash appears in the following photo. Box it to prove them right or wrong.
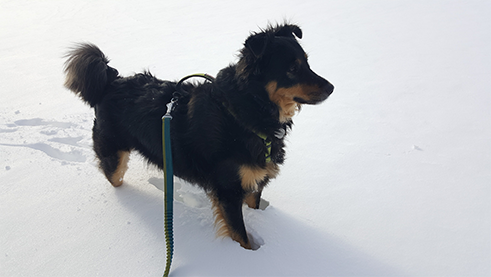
[161,74,214,277]
[162,99,174,277]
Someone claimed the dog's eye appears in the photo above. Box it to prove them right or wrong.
[289,64,299,74]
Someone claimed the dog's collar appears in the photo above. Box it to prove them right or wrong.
[221,101,281,163]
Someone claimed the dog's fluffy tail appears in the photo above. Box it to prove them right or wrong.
[63,43,119,107]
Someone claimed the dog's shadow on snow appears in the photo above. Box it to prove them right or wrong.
[173,205,405,277]
[115,178,404,276]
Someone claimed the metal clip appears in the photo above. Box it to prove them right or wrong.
[274,128,286,139]
[163,98,177,120]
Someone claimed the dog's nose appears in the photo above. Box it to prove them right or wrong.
[309,70,333,96]
[324,81,334,95]
[317,77,334,96]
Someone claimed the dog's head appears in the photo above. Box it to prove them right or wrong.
[237,24,334,122]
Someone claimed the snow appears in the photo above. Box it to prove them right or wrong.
[1,0,490,276]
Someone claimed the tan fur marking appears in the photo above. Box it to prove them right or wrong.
[210,195,230,237]
[239,166,267,192]
[110,151,130,187]
[266,81,301,123]
[210,194,252,249]
[265,162,280,179]
[244,192,259,209]
[266,81,323,122]
[239,163,279,192]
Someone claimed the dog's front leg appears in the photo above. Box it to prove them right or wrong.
[244,189,263,209]
[209,162,252,249]
[244,177,270,209]
[210,187,251,249]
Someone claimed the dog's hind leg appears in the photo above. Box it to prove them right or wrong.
[103,151,130,187]
[95,147,130,187]
[92,121,130,187]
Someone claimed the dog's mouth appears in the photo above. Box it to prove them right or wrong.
[293,82,334,105]
[293,96,327,105]
[293,97,309,104]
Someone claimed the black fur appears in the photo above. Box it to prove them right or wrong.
[64,23,334,249]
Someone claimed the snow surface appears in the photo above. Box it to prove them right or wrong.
[1,0,490,276]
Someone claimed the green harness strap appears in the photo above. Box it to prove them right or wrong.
[253,131,272,163]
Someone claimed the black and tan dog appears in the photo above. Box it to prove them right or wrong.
[64,23,334,249]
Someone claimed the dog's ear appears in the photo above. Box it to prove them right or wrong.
[244,24,303,58]
[244,33,269,58]
[275,24,303,39]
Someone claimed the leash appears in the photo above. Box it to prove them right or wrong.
[162,99,175,277]
[161,74,215,277]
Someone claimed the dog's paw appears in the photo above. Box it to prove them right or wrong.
[258,198,270,210]
[247,230,264,250]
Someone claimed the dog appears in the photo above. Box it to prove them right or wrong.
[64,23,334,249]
